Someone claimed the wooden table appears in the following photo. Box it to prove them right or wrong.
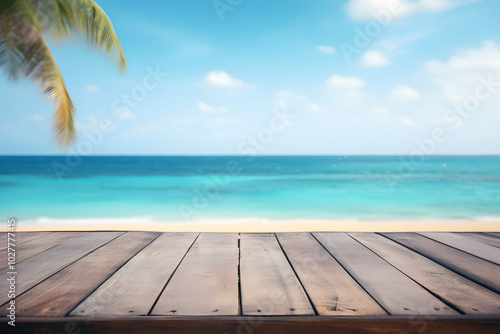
[1,231,500,333]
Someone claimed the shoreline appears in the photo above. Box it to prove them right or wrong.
[3,219,500,232]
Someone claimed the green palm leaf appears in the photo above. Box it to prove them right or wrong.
[40,39,76,145]
[0,0,126,147]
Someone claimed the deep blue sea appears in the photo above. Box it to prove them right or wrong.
[1,156,500,225]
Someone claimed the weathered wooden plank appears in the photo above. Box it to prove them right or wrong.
[419,232,500,265]
[0,232,11,255]
[151,233,239,316]
[276,233,386,316]
[350,233,500,314]
[382,232,500,294]
[0,231,123,306]
[0,233,7,246]
[4,316,500,334]
[486,232,500,238]
[0,231,51,251]
[240,234,314,316]
[461,233,500,248]
[0,231,38,246]
[0,232,52,280]
[4,232,159,317]
[313,233,457,315]
[0,232,87,270]
[71,233,198,316]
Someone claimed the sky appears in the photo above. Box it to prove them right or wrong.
[1,0,500,155]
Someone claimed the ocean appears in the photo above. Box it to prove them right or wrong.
[1,155,499,225]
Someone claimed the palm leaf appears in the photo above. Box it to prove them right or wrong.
[79,0,127,70]
[1,0,75,146]
[0,0,40,79]
[39,39,76,146]
[0,0,126,147]
[41,0,127,70]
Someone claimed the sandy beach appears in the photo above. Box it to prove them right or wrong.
[4,219,500,233]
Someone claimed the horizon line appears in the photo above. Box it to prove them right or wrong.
[1,154,500,157]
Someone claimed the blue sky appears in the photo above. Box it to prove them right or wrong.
[1,0,500,154]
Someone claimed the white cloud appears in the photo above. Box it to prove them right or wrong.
[360,50,390,67]
[426,41,500,103]
[136,125,148,133]
[371,107,389,115]
[274,90,307,108]
[372,108,391,122]
[85,85,99,92]
[427,41,500,73]
[213,118,229,126]
[326,75,366,89]
[346,0,463,20]
[205,70,245,88]
[75,116,99,131]
[308,103,321,111]
[29,114,43,121]
[272,91,322,116]
[114,110,135,120]
[374,31,430,52]
[343,90,364,99]
[197,102,228,113]
[391,85,421,100]
[401,116,413,126]
[316,45,337,54]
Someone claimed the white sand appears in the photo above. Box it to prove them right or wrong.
[3,219,500,232]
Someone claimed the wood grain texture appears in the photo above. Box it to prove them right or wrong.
[313,233,457,315]
[486,232,500,238]
[0,232,87,270]
[419,232,500,265]
[350,233,500,314]
[240,234,314,316]
[0,231,123,306]
[3,316,500,334]
[0,233,6,247]
[151,233,239,316]
[276,233,386,316]
[2,231,500,322]
[0,231,51,251]
[3,232,160,317]
[382,232,500,294]
[71,233,198,316]
[460,233,500,248]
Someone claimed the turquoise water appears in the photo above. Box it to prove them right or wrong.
[1,156,500,224]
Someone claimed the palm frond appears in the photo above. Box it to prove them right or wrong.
[41,0,127,70]
[0,0,41,79]
[1,1,75,146]
[0,0,126,147]
[39,39,76,146]
[79,0,126,70]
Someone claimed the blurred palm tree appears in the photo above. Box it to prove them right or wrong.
[0,0,126,146]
